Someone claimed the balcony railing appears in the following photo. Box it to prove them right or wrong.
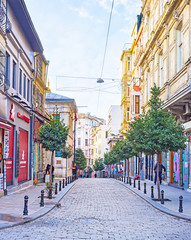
[0,3,12,35]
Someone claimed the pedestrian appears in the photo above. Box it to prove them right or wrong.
[94,173,97,178]
[154,162,166,184]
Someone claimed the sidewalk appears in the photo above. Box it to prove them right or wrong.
[117,177,191,221]
[0,178,76,230]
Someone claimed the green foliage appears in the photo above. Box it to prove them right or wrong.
[127,84,186,155]
[87,167,93,174]
[75,148,87,170]
[62,146,73,159]
[38,116,69,151]
[93,158,104,171]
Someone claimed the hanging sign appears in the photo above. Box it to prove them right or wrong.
[17,112,30,123]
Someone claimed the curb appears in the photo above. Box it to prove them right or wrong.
[0,180,77,230]
[115,179,191,221]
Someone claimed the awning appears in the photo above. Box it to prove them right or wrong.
[0,121,12,130]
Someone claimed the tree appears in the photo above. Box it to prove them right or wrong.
[75,148,87,170]
[127,84,186,199]
[93,158,104,177]
[38,117,69,186]
[87,167,93,177]
[62,146,73,178]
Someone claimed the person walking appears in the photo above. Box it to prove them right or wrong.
[154,162,166,184]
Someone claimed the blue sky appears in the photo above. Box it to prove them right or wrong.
[25,0,141,120]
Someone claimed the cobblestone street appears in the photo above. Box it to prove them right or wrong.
[1,178,191,240]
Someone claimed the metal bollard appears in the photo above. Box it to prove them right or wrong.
[62,179,65,188]
[124,176,125,183]
[179,196,183,212]
[49,186,52,199]
[23,195,29,215]
[161,190,164,204]
[55,183,58,195]
[138,180,140,190]
[66,178,67,186]
[59,180,62,191]
[40,190,44,207]
[133,179,136,188]
[144,183,146,194]
[151,186,154,198]
[129,177,132,185]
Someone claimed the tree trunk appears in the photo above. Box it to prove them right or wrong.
[50,150,54,187]
[157,153,160,200]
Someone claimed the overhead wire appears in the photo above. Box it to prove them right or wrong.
[96,0,115,115]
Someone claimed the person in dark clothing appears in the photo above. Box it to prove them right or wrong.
[154,162,166,184]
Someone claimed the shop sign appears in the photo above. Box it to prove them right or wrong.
[10,104,15,122]
[17,112,30,123]
[4,130,9,159]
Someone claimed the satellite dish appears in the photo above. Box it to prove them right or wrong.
[97,78,104,83]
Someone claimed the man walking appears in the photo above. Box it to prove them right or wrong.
[154,162,166,184]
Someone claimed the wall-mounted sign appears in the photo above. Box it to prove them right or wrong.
[17,112,30,123]
[10,104,15,122]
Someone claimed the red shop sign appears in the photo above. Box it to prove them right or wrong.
[17,112,30,123]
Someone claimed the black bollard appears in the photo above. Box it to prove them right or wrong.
[40,190,44,207]
[144,183,146,194]
[138,180,140,190]
[134,179,136,188]
[66,178,67,186]
[124,176,125,183]
[62,179,65,188]
[129,177,132,185]
[23,195,29,215]
[151,186,154,198]
[55,183,58,195]
[59,180,62,191]
[179,196,183,212]
[161,190,164,204]
[49,186,52,199]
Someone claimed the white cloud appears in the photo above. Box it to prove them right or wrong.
[70,7,93,20]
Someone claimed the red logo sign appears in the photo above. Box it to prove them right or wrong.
[17,112,30,123]
[10,104,15,122]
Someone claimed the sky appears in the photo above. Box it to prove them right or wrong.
[25,0,141,121]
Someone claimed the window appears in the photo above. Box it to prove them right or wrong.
[23,74,26,98]
[19,69,22,95]
[78,121,80,125]
[27,79,30,102]
[159,55,163,88]
[6,52,10,87]
[85,131,88,137]
[85,119,88,125]
[147,72,150,100]
[78,138,81,147]
[85,139,88,146]
[135,95,140,114]
[40,93,43,109]
[127,107,130,122]
[127,86,130,96]
[177,27,182,72]
[52,113,60,122]
[12,61,16,89]
[33,84,36,103]
[128,57,131,71]
[159,0,163,16]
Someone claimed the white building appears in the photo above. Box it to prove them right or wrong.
[107,105,121,138]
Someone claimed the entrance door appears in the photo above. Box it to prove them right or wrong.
[18,130,28,182]
[6,126,14,185]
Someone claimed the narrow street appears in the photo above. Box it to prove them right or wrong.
[1,179,191,240]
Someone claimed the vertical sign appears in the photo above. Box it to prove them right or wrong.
[3,130,9,189]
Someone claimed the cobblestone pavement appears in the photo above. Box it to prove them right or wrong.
[1,178,191,240]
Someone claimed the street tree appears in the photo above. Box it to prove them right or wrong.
[75,148,87,170]
[127,84,186,199]
[38,117,69,185]
[62,146,73,178]
[93,158,104,177]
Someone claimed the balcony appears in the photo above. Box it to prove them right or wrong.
[0,3,12,35]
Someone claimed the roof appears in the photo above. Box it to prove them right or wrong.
[8,0,43,52]
[46,92,74,102]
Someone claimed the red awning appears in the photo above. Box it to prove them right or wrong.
[0,121,12,130]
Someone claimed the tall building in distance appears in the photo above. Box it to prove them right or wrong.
[75,113,104,168]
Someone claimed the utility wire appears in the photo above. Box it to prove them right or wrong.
[97,0,114,115]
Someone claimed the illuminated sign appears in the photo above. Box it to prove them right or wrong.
[17,112,30,123]
[10,104,15,122]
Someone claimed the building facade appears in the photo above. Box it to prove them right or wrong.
[45,92,77,178]
[75,113,104,169]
